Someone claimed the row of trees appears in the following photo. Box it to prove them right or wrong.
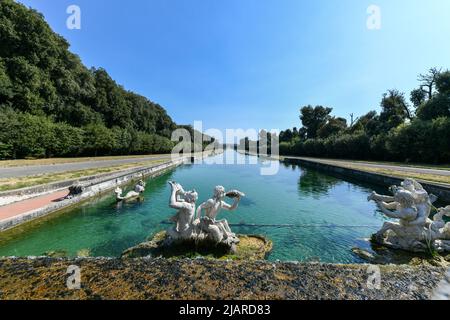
[0,0,199,159]
[276,68,450,163]
[0,108,176,159]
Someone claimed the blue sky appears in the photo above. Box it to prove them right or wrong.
[18,0,450,139]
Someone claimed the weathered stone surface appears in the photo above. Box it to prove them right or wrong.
[0,158,187,232]
[352,247,450,267]
[0,257,447,300]
[121,231,273,261]
[432,268,450,300]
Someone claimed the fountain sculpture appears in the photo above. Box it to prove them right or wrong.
[368,178,450,253]
[121,181,273,259]
[167,181,244,250]
[115,180,146,202]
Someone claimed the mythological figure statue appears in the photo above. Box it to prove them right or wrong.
[167,181,198,240]
[115,180,146,202]
[196,186,244,245]
[166,182,245,248]
[368,178,450,253]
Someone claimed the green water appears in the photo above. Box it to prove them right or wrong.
[0,151,390,263]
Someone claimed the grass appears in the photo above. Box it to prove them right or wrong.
[0,154,170,168]
[322,158,450,171]
[335,164,450,185]
[0,159,167,192]
[293,157,450,171]
[278,155,450,184]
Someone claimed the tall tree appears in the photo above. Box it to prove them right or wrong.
[299,105,333,139]
[416,71,450,120]
[379,90,412,129]
[436,71,450,94]
[279,129,293,142]
[317,117,347,138]
[418,67,441,100]
[0,0,184,159]
[410,88,427,108]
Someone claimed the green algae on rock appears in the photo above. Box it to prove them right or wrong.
[0,257,447,300]
[352,237,450,267]
[121,231,273,260]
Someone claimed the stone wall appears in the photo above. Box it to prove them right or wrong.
[283,157,450,202]
[0,158,187,232]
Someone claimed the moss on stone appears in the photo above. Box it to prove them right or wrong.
[352,245,449,268]
[0,257,446,300]
[121,232,273,261]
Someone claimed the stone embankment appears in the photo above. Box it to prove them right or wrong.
[0,257,447,300]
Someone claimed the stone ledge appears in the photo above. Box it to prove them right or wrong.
[282,157,450,202]
[0,158,183,203]
[0,152,217,205]
[0,257,447,300]
[0,158,187,232]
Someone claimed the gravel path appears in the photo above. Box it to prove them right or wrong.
[0,257,447,300]
[0,155,172,178]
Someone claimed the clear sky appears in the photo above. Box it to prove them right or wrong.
[18,0,450,140]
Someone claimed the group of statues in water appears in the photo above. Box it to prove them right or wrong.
[163,176,450,253]
[114,176,450,254]
[167,181,245,247]
[113,177,244,248]
[368,178,450,253]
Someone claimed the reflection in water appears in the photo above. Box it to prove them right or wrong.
[0,151,388,263]
[298,168,341,198]
[150,170,176,190]
[114,198,146,211]
[282,162,299,171]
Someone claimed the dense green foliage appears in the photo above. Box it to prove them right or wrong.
[278,68,450,163]
[0,0,190,159]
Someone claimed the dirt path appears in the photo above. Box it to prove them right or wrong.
[0,189,69,221]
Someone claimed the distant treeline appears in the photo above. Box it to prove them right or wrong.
[0,0,210,159]
[274,68,450,164]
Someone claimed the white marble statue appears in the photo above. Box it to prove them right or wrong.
[166,182,245,248]
[115,180,146,202]
[368,178,450,253]
[167,181,198,240]
[195,186,244,245]
[134,180,146,193]
[430,206,450,252]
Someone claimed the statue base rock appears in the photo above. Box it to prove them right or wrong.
[122,231,273,260]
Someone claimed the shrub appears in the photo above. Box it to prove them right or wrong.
[416,94,450,120]
[279,142,294,155]
[384,118,450,163]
